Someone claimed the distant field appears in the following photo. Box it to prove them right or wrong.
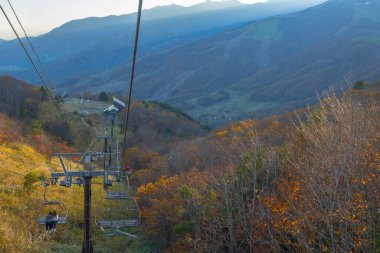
[178,89,279,127]
[63,98,110,114]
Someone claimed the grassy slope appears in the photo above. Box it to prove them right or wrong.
[0,76,204,252]
[0,114,153,252]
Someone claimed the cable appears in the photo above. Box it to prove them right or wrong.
[1,3,95,149]
[122,0,144,161]
[0,4,65,117]
[70,135,102,172]
[0,166,27,178]
[0,161,42,182]
[7,0,58,99]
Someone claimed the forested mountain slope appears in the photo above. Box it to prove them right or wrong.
[0,76,207,252]
[135,82,380,252]
[71,0,380,126]
[0,78,379,252]
[0,0,322,85]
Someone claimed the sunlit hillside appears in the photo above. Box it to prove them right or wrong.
[0,113,153,252]
[0,76,207,252]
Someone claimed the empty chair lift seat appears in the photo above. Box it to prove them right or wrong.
[106,191,127,199]
[98,219,138,228]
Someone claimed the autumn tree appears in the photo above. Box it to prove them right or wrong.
[272,93,380,252]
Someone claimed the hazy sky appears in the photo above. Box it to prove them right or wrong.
[0,0,266,40]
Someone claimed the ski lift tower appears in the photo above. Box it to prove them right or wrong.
[50,97,126,253]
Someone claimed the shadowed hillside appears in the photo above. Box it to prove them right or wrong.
[0,0,322,84]
[69,0,380,126]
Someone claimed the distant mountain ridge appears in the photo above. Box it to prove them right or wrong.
[67,0,380,126]
[142,0,243,19]
[0,0,325,83]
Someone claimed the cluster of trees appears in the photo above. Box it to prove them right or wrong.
[0,76,97,151]
[135,90,380,252]
[1,75,379,252]
[120,101,207,155]
[0,76,44,119]
[69,91,116,102]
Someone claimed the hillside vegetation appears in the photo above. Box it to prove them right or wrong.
[70,0,380,127]
[0,76,207,252]
[0,113,156,252]
[0,77,379,252]
[134,84,380,252]
[0,0,321,85]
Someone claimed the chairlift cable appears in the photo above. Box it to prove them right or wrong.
[0,164,52,185]
[0,4,65,118]
[0,161,39,179]
[0,3,89,148]
[7,0,58,100]
[69,135,100,172]
[122,0,144,158]
[0,165,27,178]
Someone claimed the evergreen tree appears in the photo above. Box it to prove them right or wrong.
[98,91,109,101]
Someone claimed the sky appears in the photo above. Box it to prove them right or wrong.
[0,0,267,40]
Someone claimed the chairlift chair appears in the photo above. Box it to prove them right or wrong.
[36,183,68,226]
[95,193,140,238]
[106,191,128,200]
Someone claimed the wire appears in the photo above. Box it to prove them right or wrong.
[122,0,144,162]
[0,166,27,178]
[0,162,53,182]
[1,2,96,150]
[7,0,58,99]
[1,0,143,193]
[0,4,65,117]
[70,135,102,172]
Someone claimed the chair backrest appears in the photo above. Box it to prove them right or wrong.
[98,219,138,228]
[37,216,67,225]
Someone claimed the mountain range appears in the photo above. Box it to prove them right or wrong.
[3,0,379,126]
[65,0,380,126]
[0,0,324,82]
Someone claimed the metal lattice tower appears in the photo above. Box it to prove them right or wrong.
[50,99,129,253]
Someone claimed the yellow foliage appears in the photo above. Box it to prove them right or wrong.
[0,143,48,184]
[215,130,229,138]
[230,124,243,133]
[0,141,115,252]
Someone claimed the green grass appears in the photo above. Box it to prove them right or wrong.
[63,98,109,114]
[181,89,278,127]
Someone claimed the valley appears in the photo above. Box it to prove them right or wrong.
[0,1,379,252]
[2,0,376,126]
[0,0,329,126]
